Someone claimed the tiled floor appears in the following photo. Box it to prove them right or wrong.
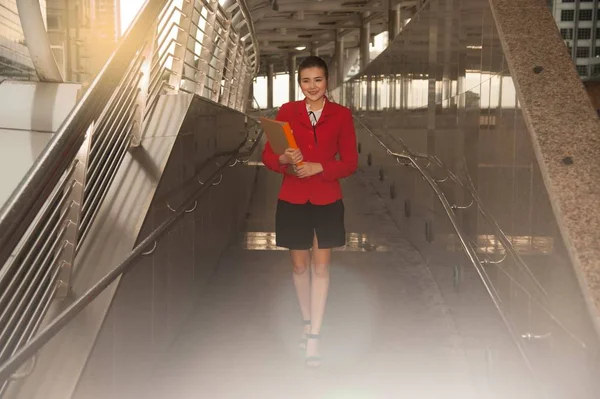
[144,168,483,399]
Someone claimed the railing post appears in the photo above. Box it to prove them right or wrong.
[234,58,248,110]
[196,0,218,97]
[168,0,197,93]
[228,43,244,108]
[211,18,231,103]
[240,74,251,112]
[220,31,239,106]
[131,26,156,147]
[55,124,92,298]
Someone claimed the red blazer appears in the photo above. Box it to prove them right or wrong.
[262,99,358,205]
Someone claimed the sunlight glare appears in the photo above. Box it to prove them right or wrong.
[120,0,146,35]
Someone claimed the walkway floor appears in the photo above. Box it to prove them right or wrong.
[144,167,481,399]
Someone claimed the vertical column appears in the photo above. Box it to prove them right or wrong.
[374,77,379,110]
[360,12,370,70]
[267,62,274,108]
[388,0,399,41]
[366,76,372,110]
[247,80,254,110]
[336,30,344,87]
[288,54,296,102]
[572,0,580,61]
[389,76,395,111]
[311,42,319,56]
[591,0,599,76]
[427,0,438,155]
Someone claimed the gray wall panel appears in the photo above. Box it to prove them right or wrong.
[72,96,260,398]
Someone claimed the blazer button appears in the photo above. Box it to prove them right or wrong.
[308,144,313,150]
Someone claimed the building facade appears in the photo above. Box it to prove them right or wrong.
[46,0,119,86]
[551,0,600,80]
[0,0,119,85]
[0,0,46,80]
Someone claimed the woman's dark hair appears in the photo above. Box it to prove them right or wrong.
[297,56,329,84]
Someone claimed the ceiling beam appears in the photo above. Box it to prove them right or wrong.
[255,18,361,30]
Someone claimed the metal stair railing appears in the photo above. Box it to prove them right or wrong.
[354,115,590,397]
[0,107,277,387]
[0,0,258,393]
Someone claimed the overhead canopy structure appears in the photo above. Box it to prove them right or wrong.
[240,0,420,75]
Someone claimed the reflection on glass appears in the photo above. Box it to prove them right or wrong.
[334,0,599,395]
[444,234,554,256]
[242,232,389,252]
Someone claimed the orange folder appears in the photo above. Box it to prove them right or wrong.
[259,117,304,170]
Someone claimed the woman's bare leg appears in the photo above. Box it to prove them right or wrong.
[290,249,311,343]
[307,234,331,366]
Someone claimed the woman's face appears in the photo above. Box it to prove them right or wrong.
[299,67,327,104]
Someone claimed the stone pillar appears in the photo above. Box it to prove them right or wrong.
[360,12,371,70]
[288,54,296,102]
[336,30,344,87]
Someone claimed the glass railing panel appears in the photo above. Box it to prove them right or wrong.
[335,0,600,397]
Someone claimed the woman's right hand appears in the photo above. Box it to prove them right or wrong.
[279,148,303,165]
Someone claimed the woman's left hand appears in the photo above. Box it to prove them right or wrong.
[294,162,323,178]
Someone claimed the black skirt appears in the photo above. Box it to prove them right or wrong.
[275,199,346,250]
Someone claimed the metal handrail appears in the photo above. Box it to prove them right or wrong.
[0,107,276,385]
[353,116,536,369]
[353,115,548,298]
[354,116,587,348]
[0,0,167,269]
[0,0,259,390]
[353,115,595,395]
[0,131,259,383]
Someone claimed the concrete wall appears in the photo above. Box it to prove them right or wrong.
[71,96,261,398]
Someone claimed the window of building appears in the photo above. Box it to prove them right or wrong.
[560,28,574,40]
[561,10,575,21]
[576,46,590,58]
[47,15,62,31]
[592,64,600,76]
[578,28,592,40]
[577,65,588,76]
[562,0,575,2]
[596,47,600,57]
[579,9,593,21]
[580,0,593,2]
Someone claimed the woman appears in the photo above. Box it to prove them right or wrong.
[261,56,358,367]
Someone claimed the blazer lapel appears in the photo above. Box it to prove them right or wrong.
[294,100,313,129]
[295,96,334,128]
[316,96,334,126]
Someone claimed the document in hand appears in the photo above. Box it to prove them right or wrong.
[259,117,303,171]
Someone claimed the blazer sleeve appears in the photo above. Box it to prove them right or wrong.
[321,108,358,181]
[261,105,289,173]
